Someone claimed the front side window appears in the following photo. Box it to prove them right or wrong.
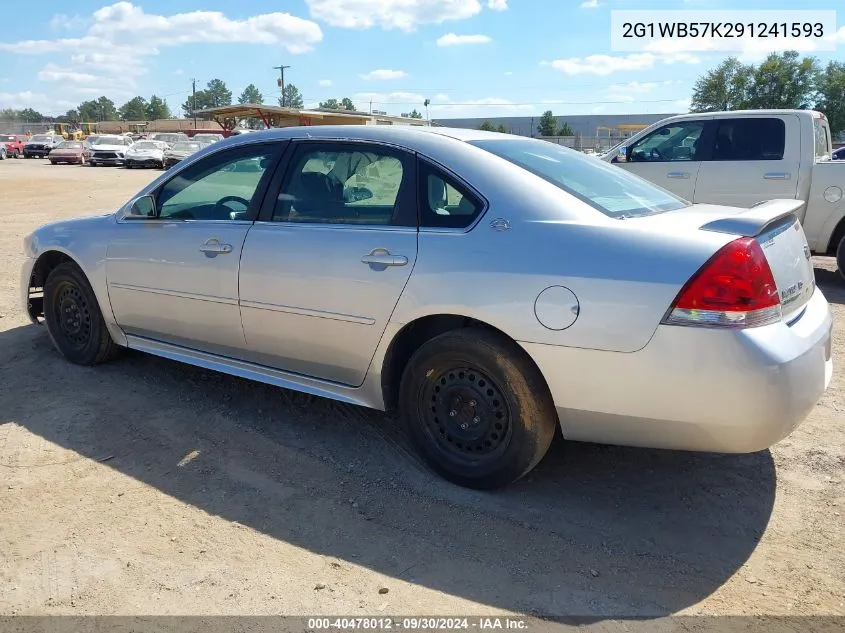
[470,137,689,219]
[273,144,409,225]
[628,121,705,162]
[710,118,785,161]
[156,145,278,221]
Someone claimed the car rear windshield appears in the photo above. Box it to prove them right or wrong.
[469,137,690,218]
[31,135,50,142]
[0,135,14,142]
[57,141,82,149]
[171,142,201,151]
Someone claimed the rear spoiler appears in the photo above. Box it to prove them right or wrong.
[699,199,804,237]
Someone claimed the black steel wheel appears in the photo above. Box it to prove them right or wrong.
[399,328,558,489]
[43,262,121,365]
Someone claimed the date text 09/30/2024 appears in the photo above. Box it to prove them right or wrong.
[307,618,529,630]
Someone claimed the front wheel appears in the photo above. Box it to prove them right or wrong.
[399,328,558,489]
[43,262,121,365]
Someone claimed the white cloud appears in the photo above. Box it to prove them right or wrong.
[1,2,323,55]
[306,0,482,31]
[318,79,333,87]
[0,91,75,112]
[49,13,88,31]
[71,52,146,77]
[173,69,184,75]
[360,69,407,80]
[609,81,659,94]
[580,0,600,7]
[37,63,100,84]
[433,96,532,118]
[675,98,692,111]
[543,52,699,76]
[504,71,513,76]
[437,33,492,47]
[829,26,845,44]
[487,0,507,10]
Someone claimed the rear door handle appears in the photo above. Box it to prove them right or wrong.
[666,171,690,179]
[764,172,791,180]
[361,250,408,267]
[199,238,233,254]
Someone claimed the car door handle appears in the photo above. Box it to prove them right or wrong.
[764,172,791,180]
[199,239,233,254]
[361,251,408,267]
[666,171,690,179]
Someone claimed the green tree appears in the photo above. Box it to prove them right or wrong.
[496,124,508,133]
[319,98,340,109]
[280,83,304,108]
[119,96,148,120]
[77,100,100,121]
[747,51,818,109]
[96,96,118,121]
[557,122,575,136]
[340,97,356,111]
[408,109,423,119]
[691,57,753,112]
[63,109,80,123]
[146,95,171,120]
[537,110,558,136]
[238,84,264,105]
[0,107,18,119]
[19,108,45,122]
[205,78,232,107]
[815,61,845,137]
[477,121,495,131]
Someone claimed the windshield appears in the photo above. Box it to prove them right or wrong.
[132,141,161,150]
[91,137,123,146]
[170,142,201,152]
[0,135,14,142]
[56,141,82,149]
[469,138,689,218]
[31,135,50,142]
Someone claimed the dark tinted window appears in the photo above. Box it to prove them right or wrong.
[418,162,483,229]
[711,118,785,161]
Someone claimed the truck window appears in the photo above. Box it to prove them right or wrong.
[627,122,704,163]
[813,117,831,160]
[710,118,785,161]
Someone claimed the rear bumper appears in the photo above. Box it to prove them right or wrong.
[90,157,124,165]
[521,288,833,453]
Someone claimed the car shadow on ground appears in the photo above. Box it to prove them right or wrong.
[814,266,845,305]
[0,322,777,617]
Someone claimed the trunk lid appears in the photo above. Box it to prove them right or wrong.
[698,199,815,321]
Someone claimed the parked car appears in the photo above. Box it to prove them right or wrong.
[192,133,224,143]
[88,134,134,166]
[833,147,845,161]
[48,140,86,165]
[20,126,833,489]
[163,141,203,168]
[602,110,845,276]
[0,134,27,159]
[124,140,169,169]
[23,134,62,158]
[150,132,189,146]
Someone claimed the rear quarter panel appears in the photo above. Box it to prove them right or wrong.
[802,160,845,253]
[393,212,732,353]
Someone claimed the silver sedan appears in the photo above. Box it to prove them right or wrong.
[20,126,834,489]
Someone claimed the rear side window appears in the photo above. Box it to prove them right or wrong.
[711,118,785,161]
[813,117,831,160]
[418,162,483,229]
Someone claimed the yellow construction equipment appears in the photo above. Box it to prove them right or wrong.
[53,123,83,140]
[79,122,99,138]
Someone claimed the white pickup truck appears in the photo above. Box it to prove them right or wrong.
[603,109,845,276]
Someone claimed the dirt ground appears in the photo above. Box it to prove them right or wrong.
[0,158,843,619]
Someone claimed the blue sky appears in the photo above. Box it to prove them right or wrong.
[1,0,843,119]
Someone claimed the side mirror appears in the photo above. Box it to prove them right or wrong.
[124,195,157,219]
[614,146,628,163]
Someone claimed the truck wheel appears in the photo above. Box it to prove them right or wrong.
[398,328,558,489]
[836,236,845,281]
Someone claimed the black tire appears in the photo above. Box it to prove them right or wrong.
[837,235,845,282]
[399,328,558,489]
[43,262,121,366]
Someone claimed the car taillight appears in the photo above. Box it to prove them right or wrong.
[663,237,781,328]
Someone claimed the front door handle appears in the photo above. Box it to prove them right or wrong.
[666,171,690,179]
[764,172,791,180]
[361,249,408,267]
[199,238,233,254]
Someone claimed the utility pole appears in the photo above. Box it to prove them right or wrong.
[274,65,291,107]
[191,78,197,128]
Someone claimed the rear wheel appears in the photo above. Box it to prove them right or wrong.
[836,235,845,281]
[43,262,121,366]
[399,328,558,489]
[50,160,56,165]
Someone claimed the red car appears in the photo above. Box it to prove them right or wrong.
[0,134,26,159]
[48,140,86,165]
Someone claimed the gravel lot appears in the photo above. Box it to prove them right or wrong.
[0,158,843,618]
